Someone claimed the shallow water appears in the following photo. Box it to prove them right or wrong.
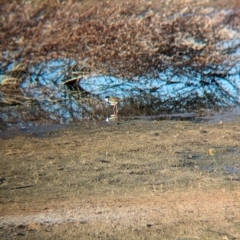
[0,123,68,139]
[1,107,240,136]
[113,107,240,124]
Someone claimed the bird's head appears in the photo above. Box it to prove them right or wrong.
[105,96,110,102]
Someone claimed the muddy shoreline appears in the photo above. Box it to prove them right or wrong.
[0,113,240,239]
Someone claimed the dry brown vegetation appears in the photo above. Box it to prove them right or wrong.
[1,0,239,78]
[0,0,240,123]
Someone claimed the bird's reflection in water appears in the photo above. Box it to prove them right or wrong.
[106,114,118,122]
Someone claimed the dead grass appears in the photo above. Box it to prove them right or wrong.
[1,0,239,79]
[0,118,240,239]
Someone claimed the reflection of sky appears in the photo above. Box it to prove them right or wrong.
[80,69,240,103]
[22,59,74,87]
[1,45,240,124]
[80,69,196,99]
[80,75,161,98]
[1,58,240,102]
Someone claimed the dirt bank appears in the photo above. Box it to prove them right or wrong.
[0,114,240,239]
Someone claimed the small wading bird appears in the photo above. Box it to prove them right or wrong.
[105,96,121,115]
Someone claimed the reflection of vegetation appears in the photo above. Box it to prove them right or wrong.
[0,64,31,106]
[0,62,105,125]
[0,0,240,123]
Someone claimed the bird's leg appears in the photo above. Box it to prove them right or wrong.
[114,104,118,115]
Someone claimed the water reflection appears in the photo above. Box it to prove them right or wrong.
[0,58,240,128]
[106,114,118,123]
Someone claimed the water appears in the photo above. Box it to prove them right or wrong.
[1,59,240,127]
